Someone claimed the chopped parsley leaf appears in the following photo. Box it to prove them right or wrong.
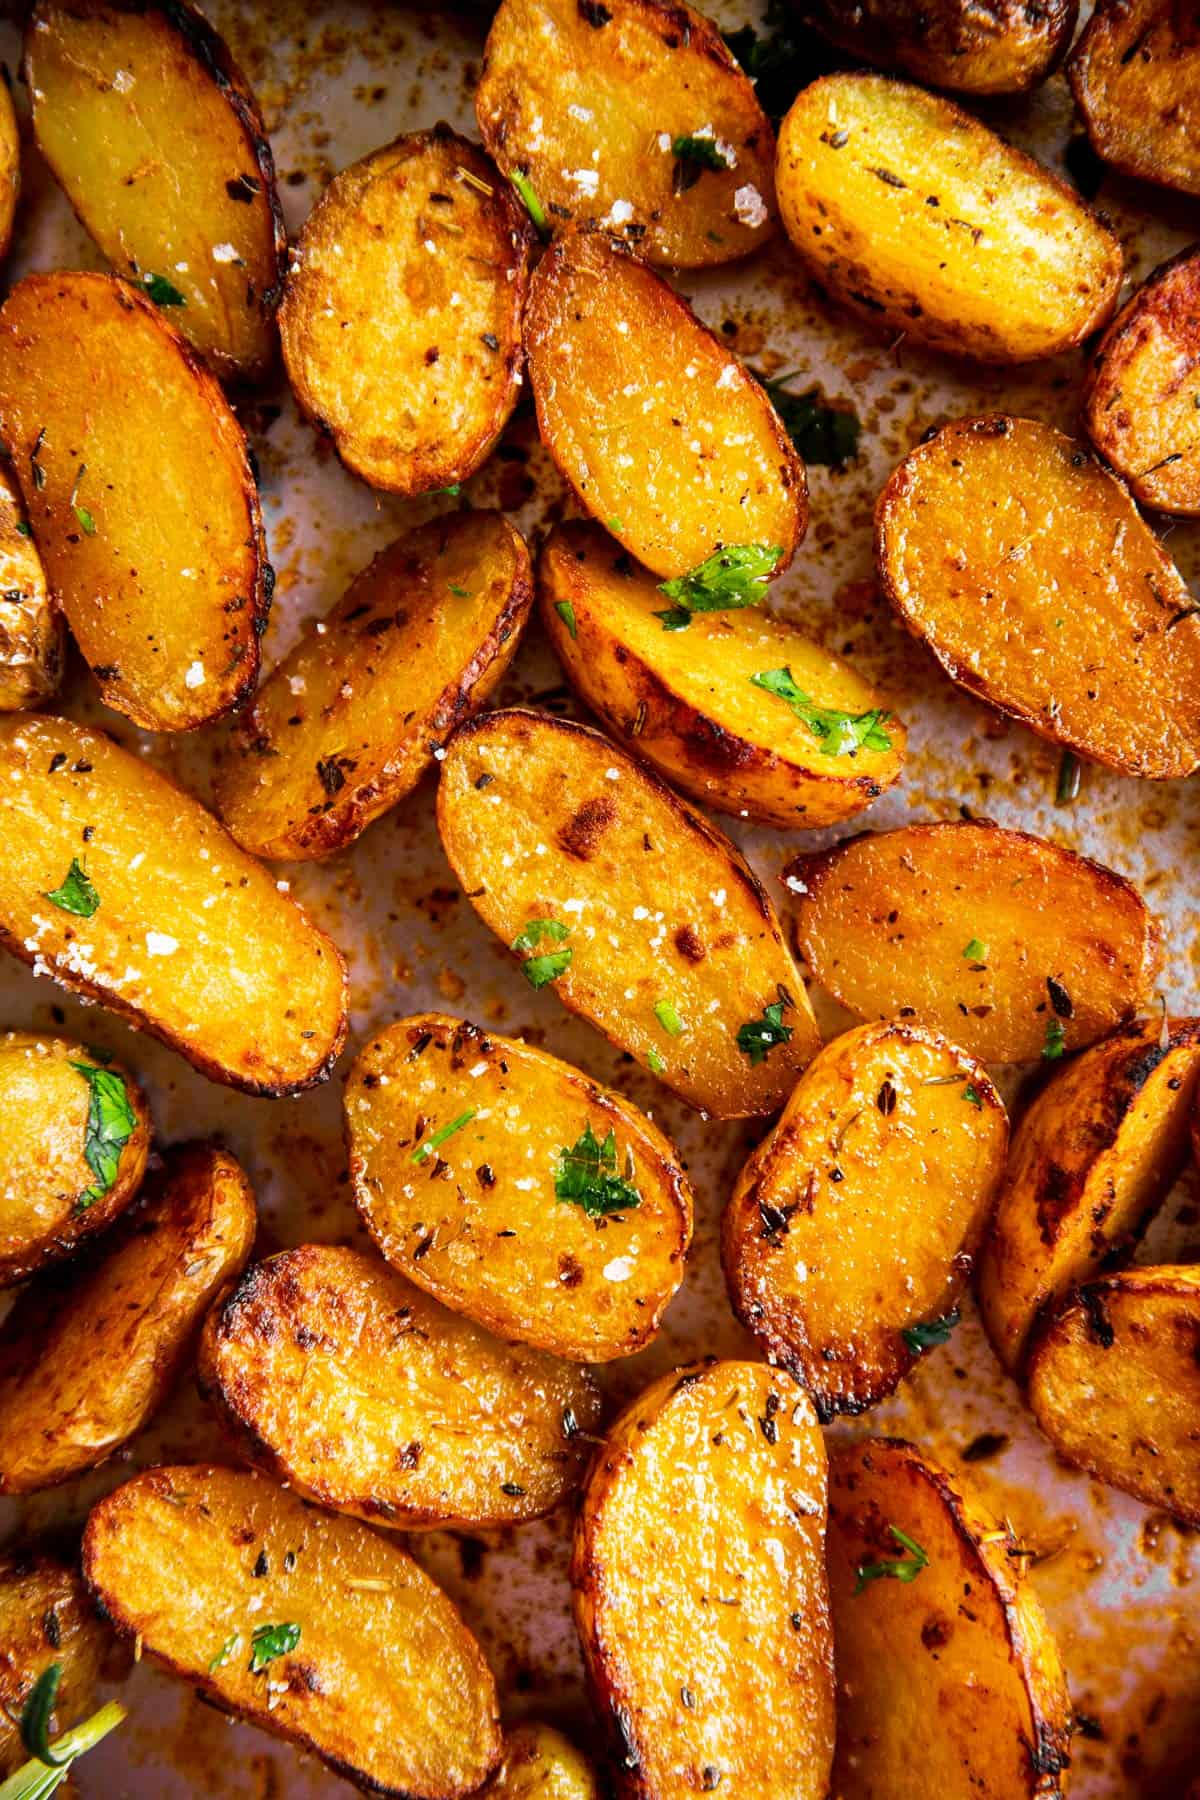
[448,584,472,598]
[15,520,31,538]
[753,371,861,467]
[962,937,987,962]
[901,1309,960,1354]
[854,1525,929,1594]
[412,1110,475,1165]
[141,273,187,307]
[436,483,462,496]
[750,667,892,755]
[555,1122,641,1216]
[68,1061,137,1211]
[248,1622,301,1673]
[672,133,733,172]
[511,170,547,231]
[209,1633,239,1672]
[1042,1017,1067,1060]
[74,504,96,536]
[737,999,793,1066]
[43,857,99,917]
[963,1083,983,1108]
[647,1047,667,1074]
[654,999,684,1036]
[655,543,781,630]
[512,918,572,987]
[555,599,578,640]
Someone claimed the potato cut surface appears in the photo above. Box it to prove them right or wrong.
[479,1723,599,1799]
[0,78,17,268]
[802,0,1077,94]
[0,464,63,712]
[1069,0,1200,197]
[0,1552,111,1774]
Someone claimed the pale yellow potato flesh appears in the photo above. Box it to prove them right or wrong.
[479,1723,599,1799]
[1069,0,1200,198]
[0,80,16,270]
[0,1552,111,1775]
[0,464,64,712]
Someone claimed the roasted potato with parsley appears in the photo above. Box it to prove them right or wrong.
[438,709,820,1119]
[280,127,531,496]
[827,1438,1072,1799]
[0,1551,111,1775]
[0,465,64,713]
[480,1723,599,1799]
[525,229,805,581]
[572,1361,834,1800]
[776,73,1123,363]
[1069,0,1200,198]
[83,1463,503,1797]
[785,820,1160,1066]
[346,1014,692,1362]
[801,0,1078,95]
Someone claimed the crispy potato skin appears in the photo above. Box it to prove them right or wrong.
[786,819,1160,1065]
[480,1723,599,1799]
[0,78,18,270]
[1069,0,1200,197]
[217,513,533,861]
[346,1014,693,1361]
[0,1031,151,1288]
[572,1361,834,1799]
[198,1243,602,1528]
[438,708,820,1118]
[83,1463,503,1797]
[802,0,1077,93]
[280,127,531,496]
[538,522,904,828]
[827,1438,1072,1798]
[776,73,1122,362]
[0,464,64,712]
[0,1552,111,1774]
[524,230,805,580]
[723,1021,1007,1418]
[977,1019,1200,1375]
[876,415,1200,777]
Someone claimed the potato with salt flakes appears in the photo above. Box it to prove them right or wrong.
[524,229,805,581]
[785,820,1160,1066]
[0,465,64,713]
[0,1552,111,1774]
[346,1015,692,1362]
[1069,0,1200,198]
[480,1723,599,1799]
[801,0,1078,95]
[85,1464,502,1796]
[0,714,347,1095]
[438,708,820,1119]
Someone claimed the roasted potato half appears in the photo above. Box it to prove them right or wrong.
[1069,0,1200,198]
[0,1551,111,1774]
[83,1463,503,1796]
[827,1438,1072,1799]
[0,272,268,731]
[0,715,347,1094]
[480,1723,599,1799]
[346,1014,692,1361]
[776,73,1122,362]
[786,820,1160,1065]
[572,1361,834,1800]
[978,1018,1200,1375]
[525,229,805,580]
[280,127,531,496]
[723,1021,1007,1418]
[802,0,1077,94]
[217,513,532,861]
[0,464,64,712]
[26,0,286,381]
[0,77,17,270]
[438,709,820,1118]
[539,521,904,828]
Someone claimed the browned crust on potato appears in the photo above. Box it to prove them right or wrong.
[0,1550,112,1775]
[802,0,1078,94]
[0,77,18,269]
[1068,0,1200,198]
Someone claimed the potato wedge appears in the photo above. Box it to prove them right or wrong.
[0,272,268,731]
[26,0,286,381]
[199,1243,602,1528]
[876,415,1200,777]
[0,714,347,1094]
[776,73,1122,362]
[801,0,1077,94]
[524,229,805,580]
[0,1551,111,1774]
[280,127,531,496]
[438,709,820,1118]
[977,1019,1200,1375]
[0,76,18,271]
[572,1361,834,1799]
[723,1021,1007,1418]
[480,1724,599,1799]
[0,1141,255,1494]
[83,1463,503,1796]
[827,1438,1072,1798]
[1069,0,1200,198]
[0,1030,151,1288]
[346,1014,692,1361]
[0,464,64,712]
[785,820,1160,1065]
[217,513,532,861]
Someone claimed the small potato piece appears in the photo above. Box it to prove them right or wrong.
[723,1021,1007,1418]
[1069,0,1200,198]
[346,1015,692,1361]
[217,513,532,860]
[438,709,820,1119]
[0,466,64,712]
[84,1463,502,1796]
[525,230,805,580]
[280,127,531,496]
[776,73,1122,363]
[0,272,267,731]
[572,1361,834,1800]
[786,820,1160,1065]
[977,1019,1200,1375]
[0,714,347,1094]
[0,1552,110,1774]
[539,521,904,828]
[802,0,1077,94]
[0,78,18,272]
[480,1723,598,1799]
[827,1438,1072,1798]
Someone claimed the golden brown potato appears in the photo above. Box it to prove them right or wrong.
[0,77,19,272]
[479,1723,599,1799]
[0,1030,151,1289]
[26,0,286,381]
[0,464,64,713]
[776,73,1123,362]
[977,1019,1200,1375]
[199,1243,602,1528]
[438,709,820,1119]
[0,1551,111,1774]
[572,1361,834,1800]
[345,1014,692,1361]
[876,415,1200,777]
[1069,0,1200,198]
[280,127,531,496]
[802,0,1077,94]
[0,1141,256,1494]
[0,714,347,1094]
[827,1438,1072,1798]
[723,1021,1007,1418]
[786,820,1160,1065]
[524,229,805,580]
[217,513,533,861]
[0,272,268,731]
[84,1463,503,1796]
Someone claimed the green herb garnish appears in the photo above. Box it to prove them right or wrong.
[73,506,96,536]
[854,1524,929,1594]
[555,1123,642,1216]
[448,584,471,597]
[753,371,861,467]
[647,1047,666,1074]
[15,521,31,539]
[962,938,987,962]
[724,0,834,124]
[248,1622,301,1673]
[654,999,684,1036]
[43,858,99,918]
[1055,749,1081,805]
[1043,1017,1067,1061]
[655,543,781,630]
[555,599,577,640]
[209,1633,239,1672]
[737,999,793,1066]
[141,273,187,307]
[68,1061,136,1210]
[511,170,547,231]
[0,1665,125,1799]
[901,1309,960,1354]
[412,1109,476,1165]
[671,133,733,172]
[750,668,892,755]
[512,918,572,987]
[963,1084,983,1108]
